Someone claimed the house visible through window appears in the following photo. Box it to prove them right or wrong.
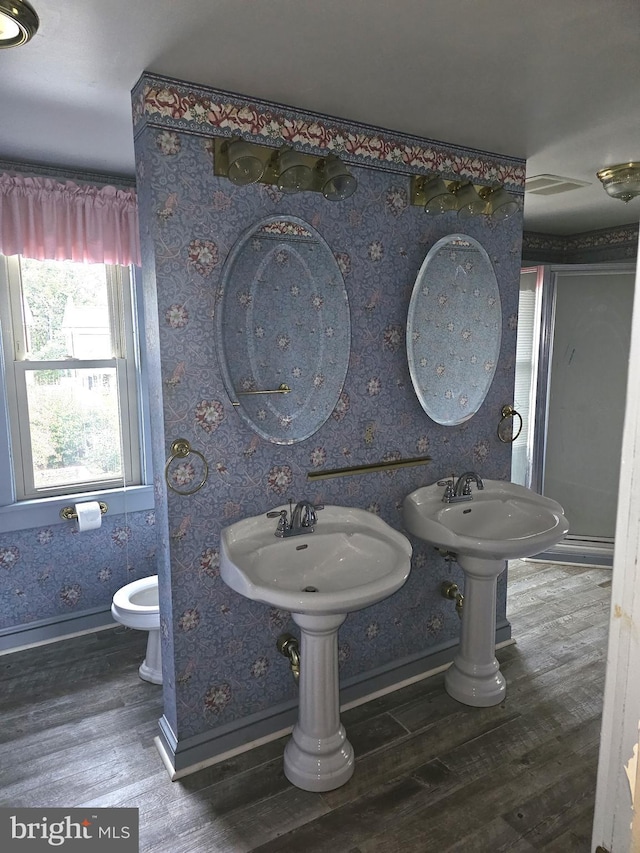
[0,255,142,500]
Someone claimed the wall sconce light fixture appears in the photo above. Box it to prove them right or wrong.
[478,185,520,220]
[276,148,315,193]
[224,140,266,186]
[214,138,357,201]
[597,162,640,204]
[410,175,519,221]
[412,176,459,215]
[451,182,487,219]
[318,154,357,201]
[0,0,38,47]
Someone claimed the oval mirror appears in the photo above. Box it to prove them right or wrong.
[406,234,501,426]
[216,215,351,444]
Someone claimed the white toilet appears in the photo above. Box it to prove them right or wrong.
[111,575,162,684]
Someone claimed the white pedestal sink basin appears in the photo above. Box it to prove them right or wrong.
[220,504,412,791]
[403,478,568,707]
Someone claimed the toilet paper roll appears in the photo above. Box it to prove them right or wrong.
[75,501,102,532]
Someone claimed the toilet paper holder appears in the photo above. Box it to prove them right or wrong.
[60,501,108,521]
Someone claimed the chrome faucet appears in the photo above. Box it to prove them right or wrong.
[439,472,484,503]
[453,471,484,498]
[267,499,323,537]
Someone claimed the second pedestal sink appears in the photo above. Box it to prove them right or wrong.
[403,478,569,707]
[403,478,568,563]
[220,503,412,791]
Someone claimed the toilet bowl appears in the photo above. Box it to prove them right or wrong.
[111,575,162,684]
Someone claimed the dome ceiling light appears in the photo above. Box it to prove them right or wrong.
[0,0,39,48]
[597,162,640,204]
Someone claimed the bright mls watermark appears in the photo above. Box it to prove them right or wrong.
[0,808,138,850]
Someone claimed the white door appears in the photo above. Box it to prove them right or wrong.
[592,246,640,851]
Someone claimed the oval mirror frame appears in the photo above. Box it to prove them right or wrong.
[216,215,351,444]
[406,233,502,426]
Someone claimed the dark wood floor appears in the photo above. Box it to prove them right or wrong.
[0,559,611,852]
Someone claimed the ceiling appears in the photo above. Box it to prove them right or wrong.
[2,0,639,236]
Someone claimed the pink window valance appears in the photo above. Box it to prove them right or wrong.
[0,173,141,267]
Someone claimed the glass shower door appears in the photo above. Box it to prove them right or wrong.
[542,266,635,541]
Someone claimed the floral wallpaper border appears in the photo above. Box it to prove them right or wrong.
[132,73,526,192]
[523,224,639,264]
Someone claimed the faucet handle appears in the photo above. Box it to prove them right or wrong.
[267,509,289,536]
[438,478,455,503]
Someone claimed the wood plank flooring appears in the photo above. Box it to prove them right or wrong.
[0,559,611,851]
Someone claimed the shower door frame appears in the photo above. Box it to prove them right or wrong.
[526,261,636,566]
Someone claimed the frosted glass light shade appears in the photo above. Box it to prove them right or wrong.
[421,177,458,215]
[482,186,520,220]
[277,150,314,194]
[320,155,357,201]
[227,141,265,186]
[454,183,486,219]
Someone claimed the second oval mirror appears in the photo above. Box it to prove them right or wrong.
[216,216,351,444]
[406,234,501,426]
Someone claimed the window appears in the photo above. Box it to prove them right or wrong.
[511,267,543,488]
[0,256,142,500]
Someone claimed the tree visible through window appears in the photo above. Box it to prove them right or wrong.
[0,256,141,499]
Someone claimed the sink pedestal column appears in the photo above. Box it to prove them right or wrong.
[444,556,507,707]
[284,612,354,792]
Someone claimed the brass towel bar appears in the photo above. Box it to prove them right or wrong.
[232,384,291,407]
[307,455,432,481]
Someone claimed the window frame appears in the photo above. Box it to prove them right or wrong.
[0,256,153,530]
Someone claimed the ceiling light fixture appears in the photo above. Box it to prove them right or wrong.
[0,0,39,48]
[597,162,640,204]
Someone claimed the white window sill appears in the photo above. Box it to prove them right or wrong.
[0,484,155,534]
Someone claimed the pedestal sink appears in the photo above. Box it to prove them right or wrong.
[220,504,412,791]
[403,479,568,707]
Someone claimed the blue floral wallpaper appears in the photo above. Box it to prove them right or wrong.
[0,510,157,631]
[134,75,524,750]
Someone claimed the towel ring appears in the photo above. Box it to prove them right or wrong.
[164,438,209,496]
[497,405,523,443]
